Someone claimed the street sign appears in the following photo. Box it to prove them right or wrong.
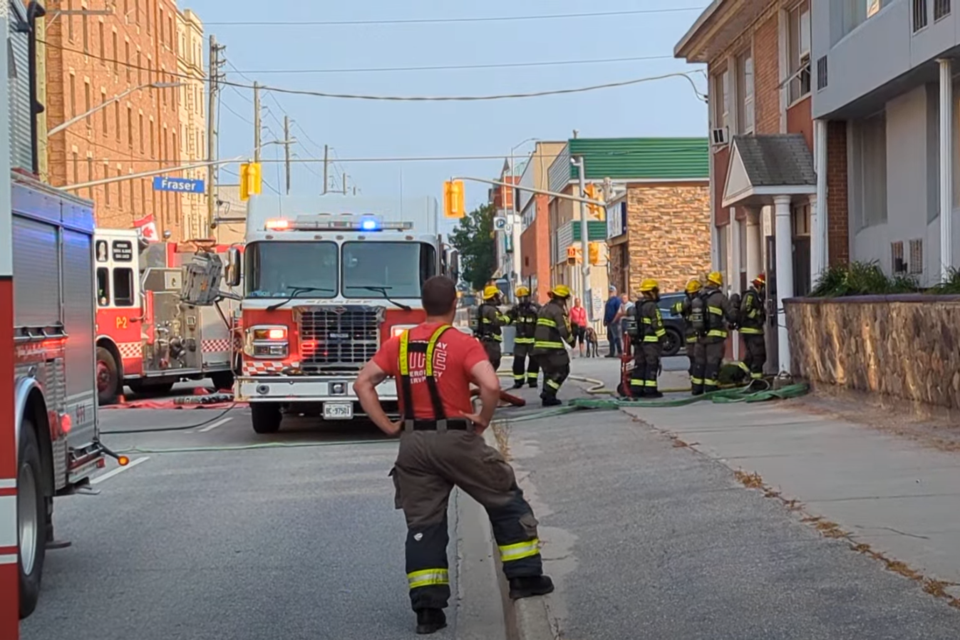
[153,176,205,193]
[493,216,508,231]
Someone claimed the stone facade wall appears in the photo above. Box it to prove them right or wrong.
[625,182,712,294]
[786,297,960,408]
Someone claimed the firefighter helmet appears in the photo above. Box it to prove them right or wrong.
[639,278,659,292]
[515,286,530,298]
[752,273,766,288]
[707,271,723,286]
[685,279,702,294]
[550,284,571,299]
[482,285,500,300]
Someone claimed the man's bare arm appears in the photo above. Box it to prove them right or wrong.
[355,360,400,436]
[466,359,500,429]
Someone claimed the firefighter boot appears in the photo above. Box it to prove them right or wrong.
[512,379,525,390]
[416,608,447,635]
[540,391,562,407]
[509,575,556,600]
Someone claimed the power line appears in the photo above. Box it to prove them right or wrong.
[205,7,706,26]
[38,39,703,102]
[220,54,676,75]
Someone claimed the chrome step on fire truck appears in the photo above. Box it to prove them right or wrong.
[8,171,109,618]
[94,229,241,404]
[220,195,459,434]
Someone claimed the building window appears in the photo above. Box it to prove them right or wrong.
[146,0,151,33]
[82,9,88,54]
[100,90,108,134]
[83,81,91,123]
[843,0,888,36]
[127,106,133,147]
[67,0,74,40]
[117,168,123,207]
[98,22,105,62]
[104,162,111,205]
[125,41,132,81]
[935,0,951,21]
[86,155,94,198]
[909,239,924,274]
[71,151,78,184]
[114,102,121,140]
[139,113,144,152]
[788,2,811,104]
[112,31,119,74]
[69,74,76,117]
[913,0,929,31]
[137,50,142,84]
[712,67,730,134]
[854,112,888,230]
[736,51,754,134]
[150,119,155,158]
[891,241,906,273]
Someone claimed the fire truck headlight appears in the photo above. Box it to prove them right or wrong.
[250,325,290,358]
[391,324,417,337]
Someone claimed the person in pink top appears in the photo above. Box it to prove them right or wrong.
[569,298,588,357]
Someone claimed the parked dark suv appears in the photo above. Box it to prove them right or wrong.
[657,292,689,357]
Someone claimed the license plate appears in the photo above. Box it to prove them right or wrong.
[323,402,354,420]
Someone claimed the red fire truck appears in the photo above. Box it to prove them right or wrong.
[94,229,241,404]
[222,195,458,434]
[6,171,109,618]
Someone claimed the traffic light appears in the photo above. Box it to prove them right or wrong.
[584,183,604,219]
[588,241,602,265]
[443,180,465,218]
[566,245,582,265]
[240,162,262,201]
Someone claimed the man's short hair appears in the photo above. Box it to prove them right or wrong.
[422,276,458,315]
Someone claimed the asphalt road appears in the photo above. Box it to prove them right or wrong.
[21,406,459,640]
[504,364,960,639]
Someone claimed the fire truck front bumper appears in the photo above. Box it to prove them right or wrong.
[236,375,398,404]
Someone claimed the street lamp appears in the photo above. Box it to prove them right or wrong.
[506,137,538,293]
[47,81,185,137]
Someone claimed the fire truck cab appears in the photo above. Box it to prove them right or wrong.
[94,229,240,404]
[224,195,458,434]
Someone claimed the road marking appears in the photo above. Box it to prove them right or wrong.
[91,456,149,485]
[197,417,232,433]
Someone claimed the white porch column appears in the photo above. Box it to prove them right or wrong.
[774,195,793,375]
[940,58,953,280]
[746,209,761,279]
[730,212,742,360]
[813,118,828,285]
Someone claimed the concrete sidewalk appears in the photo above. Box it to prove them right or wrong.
[569,357,960,602]
[490,374,960,639]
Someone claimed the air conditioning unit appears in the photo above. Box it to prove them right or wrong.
[711,127,729,146]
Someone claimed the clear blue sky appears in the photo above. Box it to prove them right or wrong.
[183,0,708,232]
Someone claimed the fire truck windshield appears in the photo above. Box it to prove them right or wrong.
[246,241,338,298]
[342,241,437,299]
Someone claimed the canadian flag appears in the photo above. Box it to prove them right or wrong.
[134,213,159,243]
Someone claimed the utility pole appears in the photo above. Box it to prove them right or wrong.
[342,172,348,195]
[283,115,291,195]
[323,144,329,194]
[572,156,592,317]
[253,82,261,162]
[206,35,225,236]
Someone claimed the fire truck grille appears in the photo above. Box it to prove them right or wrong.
[298,306,381,372]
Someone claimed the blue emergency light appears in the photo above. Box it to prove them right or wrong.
[360,217,380,231]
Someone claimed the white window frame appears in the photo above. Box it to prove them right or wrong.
[787,2,812,105]
[712,67,731,135]
[854,112,888,230]
[736,50,755,134]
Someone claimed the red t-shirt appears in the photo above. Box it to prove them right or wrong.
[372,323,490,420]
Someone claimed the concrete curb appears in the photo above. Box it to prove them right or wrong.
[483,427,558,640]
[454,485,508,640]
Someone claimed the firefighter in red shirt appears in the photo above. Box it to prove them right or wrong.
[355,276,554,635]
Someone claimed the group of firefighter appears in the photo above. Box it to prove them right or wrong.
[473,271,768,406]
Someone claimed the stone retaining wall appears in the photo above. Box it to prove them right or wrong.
[785,296,960,409]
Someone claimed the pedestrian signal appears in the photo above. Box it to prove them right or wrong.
[566,246,581,265]
[443,180,466,219]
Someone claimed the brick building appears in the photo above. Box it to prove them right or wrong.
[675,0,850,374]
[546,137,710,322]
[41,0,188,242]
[606,180,712,296]
[517,141,565,303]
[176,8,206,240]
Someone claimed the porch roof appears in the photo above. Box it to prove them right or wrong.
[722,135,816,209]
